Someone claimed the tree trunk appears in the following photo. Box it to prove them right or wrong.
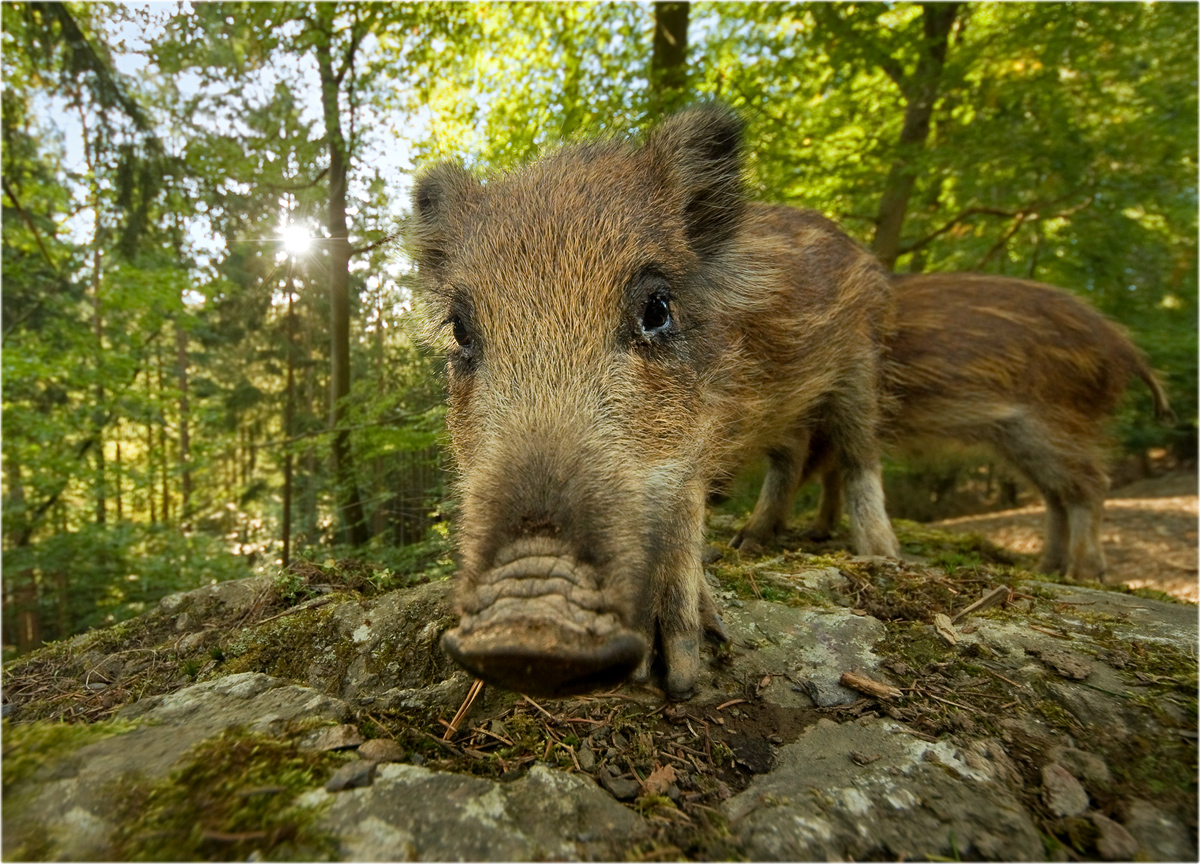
[315,10,369,546]
[870,3,959,270]
[115,438,123,520]
[147,418,157,523]
[281,272,297,567]
[651,2,690,117]
[14,570,42,654]
[80,105,107,526]
[92,245,106,526]
[175,322,191,522]
[157,344,170,523]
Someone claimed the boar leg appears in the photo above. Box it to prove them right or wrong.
[809,465,844,540]
[634,482,712,700]
[1039,492,1070,575]
[989,416,1109,582]
[1066,497,1107,582]
[826,389,900,558]
[840,461,899,557]
[732,432,812,552]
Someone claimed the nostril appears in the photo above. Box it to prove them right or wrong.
[519,514,561,538]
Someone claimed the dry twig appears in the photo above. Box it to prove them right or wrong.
[840,671,903,701]
[443,678,484,740]
[951,585,1010,625]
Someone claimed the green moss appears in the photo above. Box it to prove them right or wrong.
[892,519,1028,567]
[707,555,835,608]
[1117,584,1189,604]
[877,621,955,670]
[112,728,343,862]
[2,717,138,795]
[221,601,354,681]
[1033,698,1080,734]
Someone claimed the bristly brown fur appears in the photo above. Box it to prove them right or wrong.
[407,105,898,699]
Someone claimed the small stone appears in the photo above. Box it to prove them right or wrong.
[664,704,688,725]
[611,732,629,750]
[178,631,213,653]
[409,753,425,767]
[1091,813,1138,861]
[304,723,364,751]
[324,759,376,792]
[1049,746,1111,790]
[577,744,596,771]
[357,739,406,763]
[1042,763,1089,817]
[1035,649,1092,681]
[599,772,641,801]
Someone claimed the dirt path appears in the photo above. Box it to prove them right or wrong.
[932,471,1199,602]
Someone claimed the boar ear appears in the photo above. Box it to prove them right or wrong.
[647,104,746,259]
[410,162,480,279]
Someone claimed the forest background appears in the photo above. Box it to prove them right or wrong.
[2,1,1196,657]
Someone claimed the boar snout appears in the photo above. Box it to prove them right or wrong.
[441,538,646,697]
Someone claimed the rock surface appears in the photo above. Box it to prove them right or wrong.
[3,540,1196,861]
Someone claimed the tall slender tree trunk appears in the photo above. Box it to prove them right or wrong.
[870,3,959,270]
[157,344,170,523]
[281,271,298,567]
[92,245,106,526]
[175,322,191,522]
[147,418,157,523]
[651,3,690,117]
[314,12,369,546]
[115,438,123,520]
[79,106,107,525]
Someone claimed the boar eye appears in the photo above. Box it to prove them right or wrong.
[451,314,472,348]
[641,293,672,338]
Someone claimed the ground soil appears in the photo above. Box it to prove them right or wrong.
[931,470,1199,602]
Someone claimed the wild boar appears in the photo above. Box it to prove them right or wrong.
[795,272,1173,582]
[408,105,899,700]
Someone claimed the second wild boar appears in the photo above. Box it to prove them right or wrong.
[798,272,1173,582]
[408,105,900,700]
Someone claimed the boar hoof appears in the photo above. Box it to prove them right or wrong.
[663,635,701,701]
[699,589,730,644]
[631,654,651,685]
[797,524,834,542]
[441,623,645,699]
[731,534,766,558]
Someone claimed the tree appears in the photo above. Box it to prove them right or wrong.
[651,3,690,117]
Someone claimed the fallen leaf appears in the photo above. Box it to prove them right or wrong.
[641,763,677,797]
[932,613,958,646]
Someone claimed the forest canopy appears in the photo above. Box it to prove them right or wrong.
[2,1,1196,654]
